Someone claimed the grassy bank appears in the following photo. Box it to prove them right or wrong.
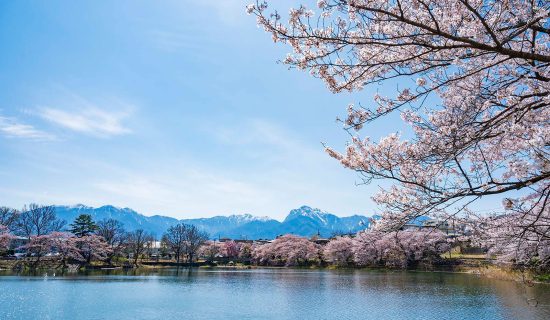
[2,257,548,284]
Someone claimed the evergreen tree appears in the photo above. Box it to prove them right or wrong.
[70,214,98,237]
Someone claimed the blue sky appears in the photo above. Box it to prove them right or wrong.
[0,0,412,219]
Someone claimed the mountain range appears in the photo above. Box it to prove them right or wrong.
[54,205,371,239]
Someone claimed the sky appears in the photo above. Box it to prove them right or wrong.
[0,0,413,220]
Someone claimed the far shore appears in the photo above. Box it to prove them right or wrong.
[2,258,548,285]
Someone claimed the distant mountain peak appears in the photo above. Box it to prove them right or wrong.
[96,205,136,213]
[284,205,332,224]
[223,213,274,223]
[68,204,92,210]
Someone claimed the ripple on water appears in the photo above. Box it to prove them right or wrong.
[0,269,549,320]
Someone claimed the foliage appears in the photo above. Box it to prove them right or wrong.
[199,241,224,261]
[484,214,550,271]
[69,214,98,238]
[19,232,111,267]
[252,235,320,266]
[353,229,450,268]
[248,0,550,267]
[223,240,240,259]
[323,236,355,266]
[0,225,14,250]
[75,234,112,263]
[239,243,254,260]
[21,234,53,264]
[47,232,82,267]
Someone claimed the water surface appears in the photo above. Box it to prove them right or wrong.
[0,268,548,319]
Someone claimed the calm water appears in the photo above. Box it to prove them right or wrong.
[0,268,549,320]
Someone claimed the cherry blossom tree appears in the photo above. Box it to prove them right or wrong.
[0,225,13,251]
[483,214,550,271]
[21,232,111,268]
[353,229,450,268]
[353,230,385,266]
[75,234,112,264]
[199,241,224,261]
[239,243,255,260]
[248,1,550,263]
[324,236,355,266]
[252,235,320,266]
[223,240,241,259]
[47,232,81,268]
[21,234,53,267]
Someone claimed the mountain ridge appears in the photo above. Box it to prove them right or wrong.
[54,204,371,239]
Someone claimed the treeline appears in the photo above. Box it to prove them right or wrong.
[203,231,451,268]
[3,204,543,272]
[0,204,453,270]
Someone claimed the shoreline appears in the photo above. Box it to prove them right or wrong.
[2,259,548,285]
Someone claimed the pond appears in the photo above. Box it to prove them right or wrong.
[0,268,549,319]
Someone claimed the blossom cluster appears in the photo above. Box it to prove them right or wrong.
[20,232,111,266]
[246,231,450,268]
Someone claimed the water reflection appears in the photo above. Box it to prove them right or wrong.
[0,268,548,320]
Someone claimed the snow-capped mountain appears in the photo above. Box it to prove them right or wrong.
[282,206,370,237]
[284,206,334,225]
[53,204,370,239]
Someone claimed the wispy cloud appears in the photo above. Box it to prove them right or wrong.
[211,118,319,160]
[150,29,206,53]
[0,116,55,140]
[38,106,132,137]
[92,167,272,217]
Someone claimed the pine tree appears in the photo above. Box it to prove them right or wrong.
[70,214,98,237]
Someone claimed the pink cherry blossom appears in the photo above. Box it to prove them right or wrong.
[222,240,241,258]
[249,0,550,265]
[0,224,13,250]
[353,229,450,268]
[47,232,82,267]
[252,235,320,266]
[199,241,224,260]
[75,234,112,263]
[323,236,355,266]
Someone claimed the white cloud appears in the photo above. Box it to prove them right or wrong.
[0,116,55,140]
[38,106,132,137]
